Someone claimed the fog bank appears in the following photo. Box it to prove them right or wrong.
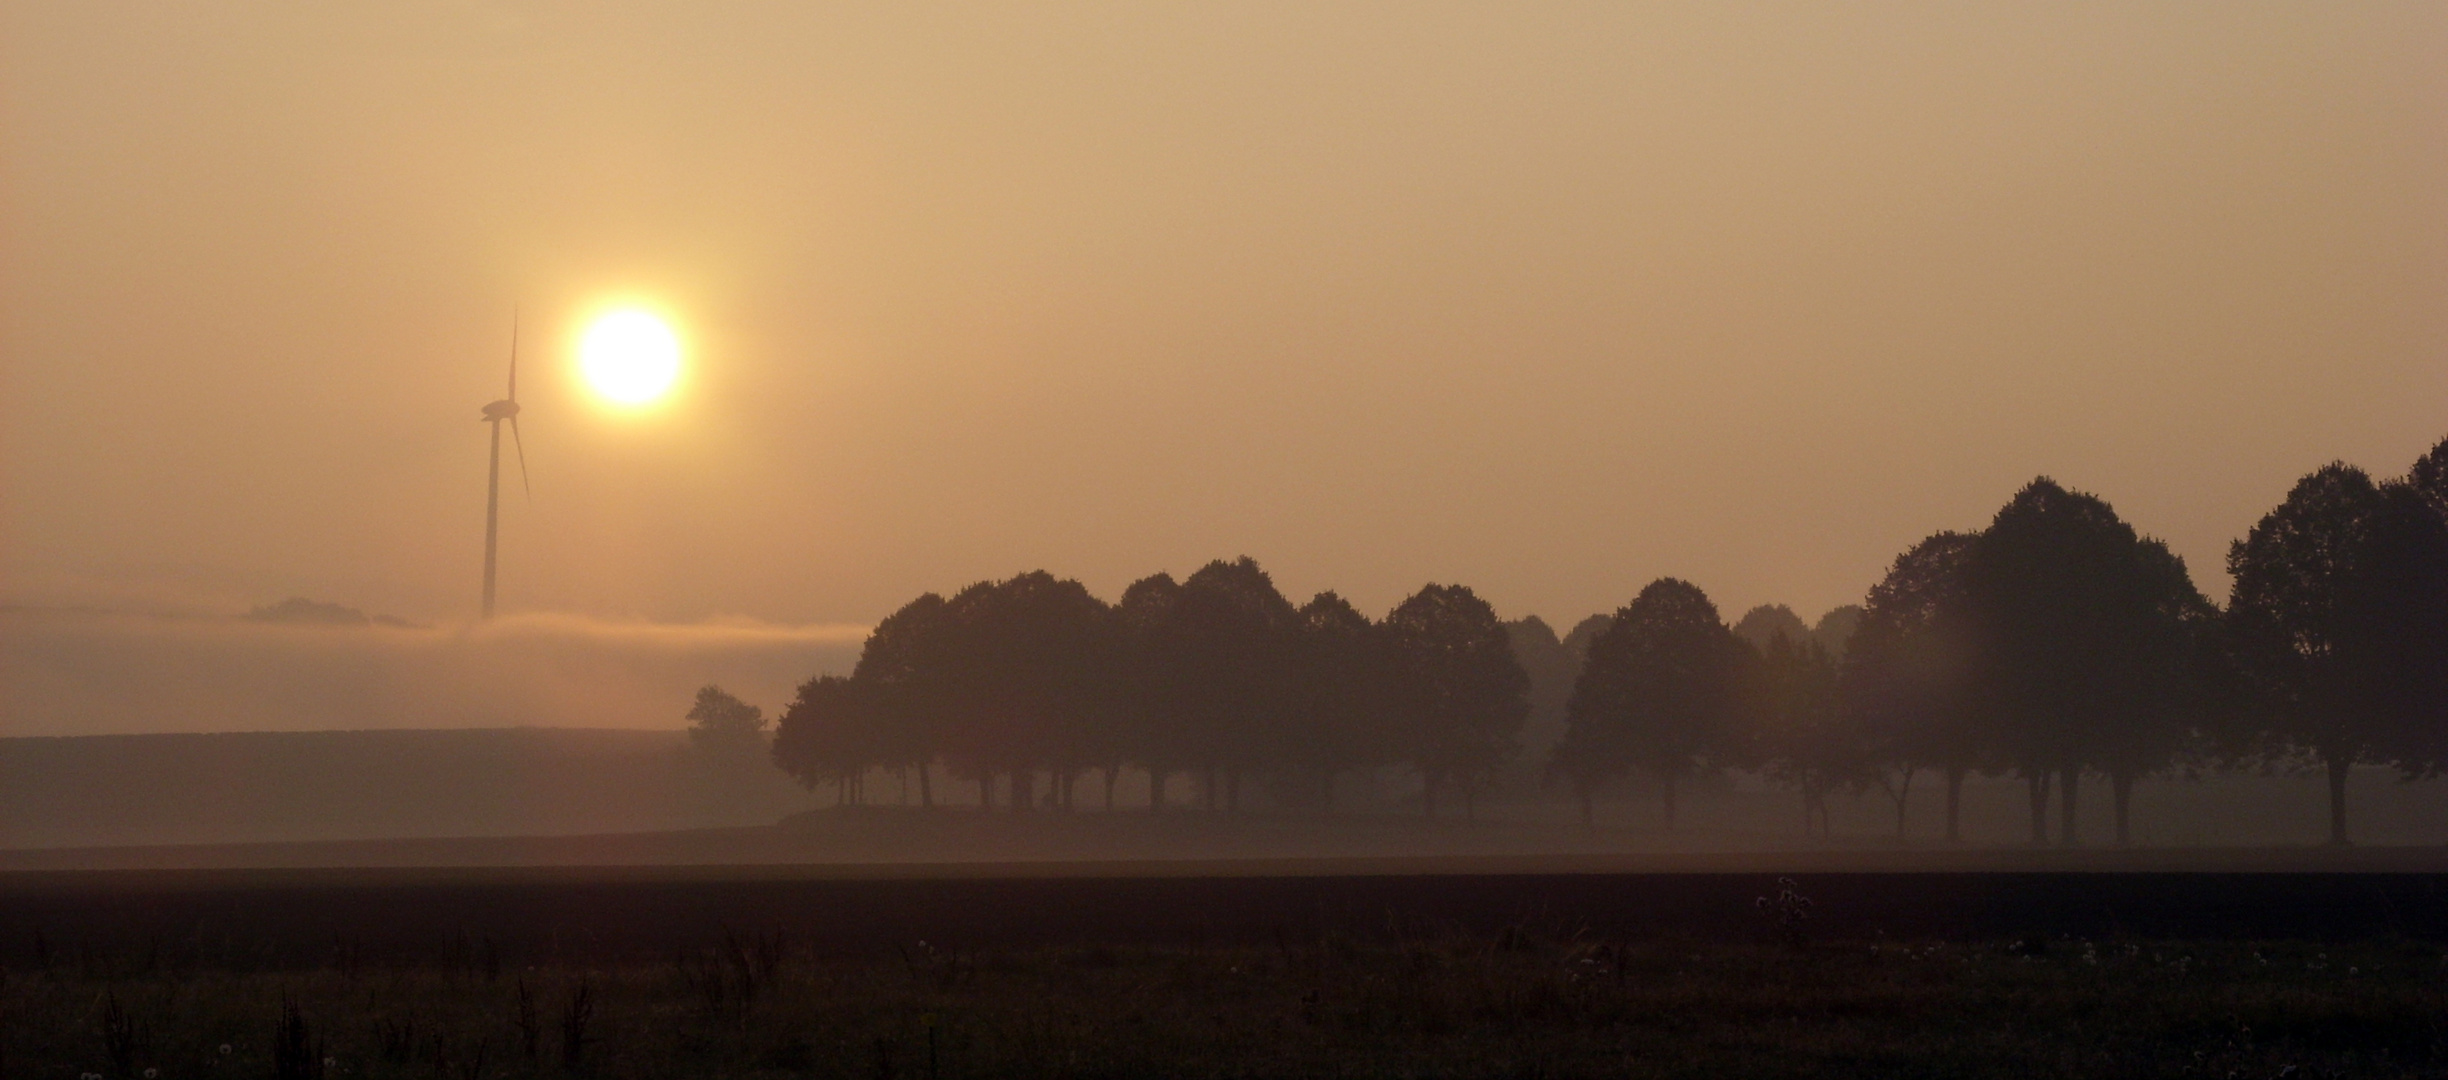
[0,607,862,736]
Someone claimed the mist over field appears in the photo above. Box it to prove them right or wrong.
[0,606,861,737]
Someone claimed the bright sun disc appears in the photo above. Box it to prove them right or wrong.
[579,311,681,404]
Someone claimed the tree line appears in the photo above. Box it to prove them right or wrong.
[763,437,2448,844]
[768,558,1528,818]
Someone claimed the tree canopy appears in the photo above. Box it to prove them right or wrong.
[1556,578,1751,828]
[1382,582,1531,819]
[2229,464,2448,841]
[685,684,768,757]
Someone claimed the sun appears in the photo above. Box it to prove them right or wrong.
[579,310,682,405]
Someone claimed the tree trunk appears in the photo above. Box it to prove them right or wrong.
[2026,770,2050,845]
[978,775,990,812]
[918,762,934,809]
[2326,751,2352,846]
[1205,767,1218,811]
[1944,766,1965,843]
[1103,766,1117,812]
[1226,771,1240,814]
[2059,766,2080,847]
[2111,770,2134,847]
[1463,786,1475,823]
[1661,772,1678,831]
[1422,773,1438,820]
[1578,784,1594,828]
[1893,767,1916,839]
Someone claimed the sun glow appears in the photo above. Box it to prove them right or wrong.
[579,310,682,405]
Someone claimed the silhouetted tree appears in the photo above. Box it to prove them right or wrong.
[1167,558,1303,812]
[2090,540,2219,846]
[2368,478,2448,776]
[770,675,878,804]
[1751,635,1858,838]
[1557,579,1750,829]
[2410,436,2448,518]
[2399,434,2448,778]
[1290,591,1398,809]
[686,684,768,757]
[1505,615,1580,773]
[1811,605,1865,663]
[1951,479,2206,846]
[930,572,1119,811]
[1382,583,1530,820]
[1843,532,1981,841]
[1559,614,1612,663]
[850,592,955,807]
[2230,464,2448,843]
[1115,573,1189,810]
[1732,604,1811,654]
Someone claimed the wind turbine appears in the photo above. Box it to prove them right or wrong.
[479,314,530,620]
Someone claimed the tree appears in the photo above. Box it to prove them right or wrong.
[1950,479,2207,846]
[1751,634,1858,839]
[2090,540,2218,846]
[2366,478,2448,777]
[1115,572,1189,811]
[1812,605,1865,663]
[1843,532,1981,841]
[2399,435,2448,777]
[1732,605,1811,654]
[1557,578,1750,829]
[1505,615,1580,772]
[686,684,768,756]
[928,572,1119,812]
[769,675,878,804]
[2410,436,2448,517]
[1289,591,1398,809]
[2230,464,2448,843]
[1165,558,1304,812]
[850,592,955,807]
[1382,583,1530,820]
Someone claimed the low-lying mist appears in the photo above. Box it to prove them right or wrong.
[0,606,862,736]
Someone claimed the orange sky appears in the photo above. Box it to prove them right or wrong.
[5,2,2445,633]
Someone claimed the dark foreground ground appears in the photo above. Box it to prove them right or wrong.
[6,866,2448,1077]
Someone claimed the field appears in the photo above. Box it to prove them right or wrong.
[6,866,2448,1078]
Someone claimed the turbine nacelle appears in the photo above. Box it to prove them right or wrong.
[481,399,521,421]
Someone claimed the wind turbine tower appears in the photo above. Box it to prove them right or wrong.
[479,317,529,619]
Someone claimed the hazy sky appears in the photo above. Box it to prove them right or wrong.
[6,2,2445,633]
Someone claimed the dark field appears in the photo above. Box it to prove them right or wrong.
[7,867,2448,1078]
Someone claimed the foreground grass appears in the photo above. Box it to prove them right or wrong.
[7,933,2446,1079]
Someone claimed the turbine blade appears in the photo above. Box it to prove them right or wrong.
[508,307,520,404]
[510,415,531,501]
